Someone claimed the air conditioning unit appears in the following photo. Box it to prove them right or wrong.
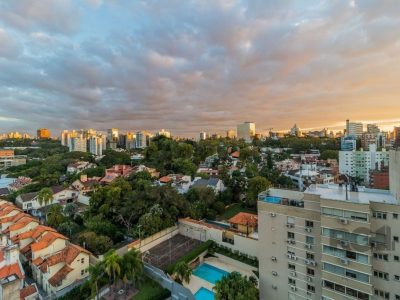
[290,285,297,292]
[340,218,349,225]
[307,276,313,282]
[340,240,349,247]
[272,271,278,276]
[305,244,312,249]
[287,254,292,259]
[287,239,296,245]
[340,258,350,265]
[370,242,377,248]
[306,259,316,266]
[272,285,277,290]
[271,256,277,261]
[310,261,317,266]
[292,256,298,261]
[290,271,296,277]
[270,212,276,217]
[305,227,312,233]
[286,223,294,228]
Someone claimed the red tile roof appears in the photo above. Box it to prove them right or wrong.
[48,265,73,286]
[228,212,258,227]
[159,176,172,183]
[31,232,68,252]
[12,225,56,243]
[6,218,38,233]
[0,263,24,280]
[231,151,240,158]
[38,244,89,272]
[20,284,37,300]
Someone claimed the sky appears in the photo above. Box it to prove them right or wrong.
[0,0,400,137]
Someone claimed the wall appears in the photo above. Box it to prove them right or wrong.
[389,150,400,201]
[127,226,179,253]
[178,220,258,258]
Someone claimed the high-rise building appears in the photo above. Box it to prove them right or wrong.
[68,134,87,152]
[361,132,377,150]
[394,127,400,148]
[199,132,207,140]
[107,128,119,143]
[61,129,105,155]
[237,122,255,142]
[290,124,302,137]
[88,135,106,156]
[226,129,236,139]
[258,153,400,300]
[339,145,389,183]
[341,136,357,151]
[135,131,151,149]
[346,119,363,137]
[37,128,51,139]
[367,124,380,135]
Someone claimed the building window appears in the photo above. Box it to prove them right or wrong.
[374,270,389,280]
[81,258,84,264]
[394,275,400,281]
[374,289,390,299]
[81,270,84,276]
[307,268,315,276]
[306,252,315,260]
[372,211,387,220]
[306,236,315,245]
[288,263,295,270]
[394,236,399,242]
[307,284,315,293]
[395,295,400,300]
[287,232,295,239]
[305,220,314,228]
[395,255,400,262]
[393,213,399,219]
[288,278,296,285]
[373,253,388,261]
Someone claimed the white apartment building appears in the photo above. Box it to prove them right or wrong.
[258,150,400,300]
[88,135,106,156]
[339,145,389,183]
[61,130,106,155]
[68,134,87,152]
[237,122,255,142]
[346,120,364,138]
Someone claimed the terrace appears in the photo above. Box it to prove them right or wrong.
[258,191,305,208]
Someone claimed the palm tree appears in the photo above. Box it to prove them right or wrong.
[37,187,54,207]
[46,204,65,228]
[173,261,192,284]
[213,272,258,300]
[121,249,143,288]
[103,249,121,294]
[89,263,104,300]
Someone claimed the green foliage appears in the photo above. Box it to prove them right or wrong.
[171,158,197,176]
[57,221,82,238]
[166,240,214,274]
[187,187,216,220]
[211,244,258,267]
[320,150,339,160]
[213,271,258,300]
[46,204,66,228]
[173,261,193,284]
[133,276,171,300]
[99,150,131,168]
[77,231,113,255]
[246,176,271,207]
[37,187,54,206]
[84,215,120,238]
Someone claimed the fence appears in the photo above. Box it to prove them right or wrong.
[127,225,179,252]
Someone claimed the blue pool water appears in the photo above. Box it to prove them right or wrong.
[194,287,215,300]
[205,220,230,229]
[193,263,229,284]
[263,196,282,204]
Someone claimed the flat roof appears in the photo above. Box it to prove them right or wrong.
[305,184,398,204]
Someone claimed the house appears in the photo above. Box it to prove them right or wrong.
[228,212,258,235]
[32,243,90,297]
[132,165,160,178]
[8,177,32,192]
[71,175,101,195]
[15,186,78,217]
[0,244,25,300]
[230,150,240,159]
[20,283,39,300]
[196,167,219,176]
[158,174,192,194]
[66,161,95,174]
[105,165,133,177]
[191,177,225,194]
[0,188,9,198]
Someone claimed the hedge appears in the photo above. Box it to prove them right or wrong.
[211,244,258,268]
[165,240,214,274]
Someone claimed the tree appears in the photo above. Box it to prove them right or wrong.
[174,261,192,284]
[89,263,104,300]
[63,203,78,218]
[103,249,121,294]
[78,231,113,255]
[37,187,53,207]
[320,150,339,160]
[46,204,65,228]
[246,176,271,208]
[213,272,258,300]
[121,249,143,289]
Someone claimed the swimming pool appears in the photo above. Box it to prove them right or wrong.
[194,287,214,300]
[193,263,229,284]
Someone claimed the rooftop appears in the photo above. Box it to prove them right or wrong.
[305,184,398,204]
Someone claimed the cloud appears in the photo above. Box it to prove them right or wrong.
[0,0,400,136]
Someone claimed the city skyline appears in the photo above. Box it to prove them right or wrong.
[1,1,400,136]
